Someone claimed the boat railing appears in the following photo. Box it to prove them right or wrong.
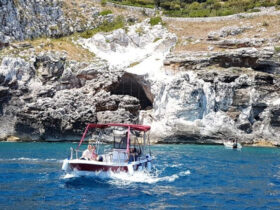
[70,147,83,160]
[112,149,128,164]
[69,147,131,163]
[102,152,113,163]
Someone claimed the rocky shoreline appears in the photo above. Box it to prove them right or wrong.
[0,0,280,146]
[2,138,278,148]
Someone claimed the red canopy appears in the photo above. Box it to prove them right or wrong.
[87,123,151,132]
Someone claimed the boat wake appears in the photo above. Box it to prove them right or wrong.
[61,169,191,185]
[0,157,63,163]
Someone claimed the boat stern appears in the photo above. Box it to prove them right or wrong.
[62,159,71,172]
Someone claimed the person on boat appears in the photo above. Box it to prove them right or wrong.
[119,131,130,149]
[81,145,92,160]
[128,148,138,162]
[91,146,98,160]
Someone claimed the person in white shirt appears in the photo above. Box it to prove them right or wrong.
[81,145,92,160]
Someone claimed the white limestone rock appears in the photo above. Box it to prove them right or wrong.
[78,19,177,70]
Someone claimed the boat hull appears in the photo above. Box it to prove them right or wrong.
[224,142,242,149]
[63,158,152,174]
[69,162,128,172]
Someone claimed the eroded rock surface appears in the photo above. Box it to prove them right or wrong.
[0,15,177,141]
[1,2,280,146]
[0,53,140,140]
[0,0,113,48]
[147,48,280,145]
[78,19,177,70]
[164,47,280,74]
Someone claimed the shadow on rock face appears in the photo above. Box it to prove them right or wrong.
[110,73,153,110]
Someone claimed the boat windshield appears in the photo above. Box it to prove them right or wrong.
[113,130,143,153]
[114,135,128,149]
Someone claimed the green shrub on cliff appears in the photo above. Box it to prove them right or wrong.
[275,46,280,53]
[100,9,113,16]
[109,0,154,8]
[101,0,107,7]
[80,16,125,39]
[149,16,163,25]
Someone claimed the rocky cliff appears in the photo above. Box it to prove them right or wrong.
[0,0,112,48]
[0,51,144,140]
[147,48,280,145]
[0,1,280,146]
[0,2,173,141]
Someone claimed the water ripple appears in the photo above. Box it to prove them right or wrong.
[0,143,280,209]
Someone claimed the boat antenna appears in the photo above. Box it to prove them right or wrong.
[96,129,102,154]
[126,126,131,154]
[143,131,146,155]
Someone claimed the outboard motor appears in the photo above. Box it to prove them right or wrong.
[128,164,134,175]
[62,159,70,171]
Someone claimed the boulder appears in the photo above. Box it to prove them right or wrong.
[207,25,252,40]
[214,38,265,49]
[6,136,20,142]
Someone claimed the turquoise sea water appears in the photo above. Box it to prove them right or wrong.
[0,142,280,209]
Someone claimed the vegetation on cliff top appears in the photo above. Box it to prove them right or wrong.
[19,15,126,61]
[149,16,163,25]
[0,37,95,62]
[110,0,280,17]
[164,11,280,52]
[79,15,125,38]
[100,9,113,16]
[110,0,155,8]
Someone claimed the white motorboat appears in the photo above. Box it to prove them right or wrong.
[62,123,153,174]
[224,140,242,149]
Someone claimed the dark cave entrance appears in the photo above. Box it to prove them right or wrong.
[111,74,153,110]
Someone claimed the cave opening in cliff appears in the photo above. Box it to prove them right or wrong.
[111,74,153,110]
